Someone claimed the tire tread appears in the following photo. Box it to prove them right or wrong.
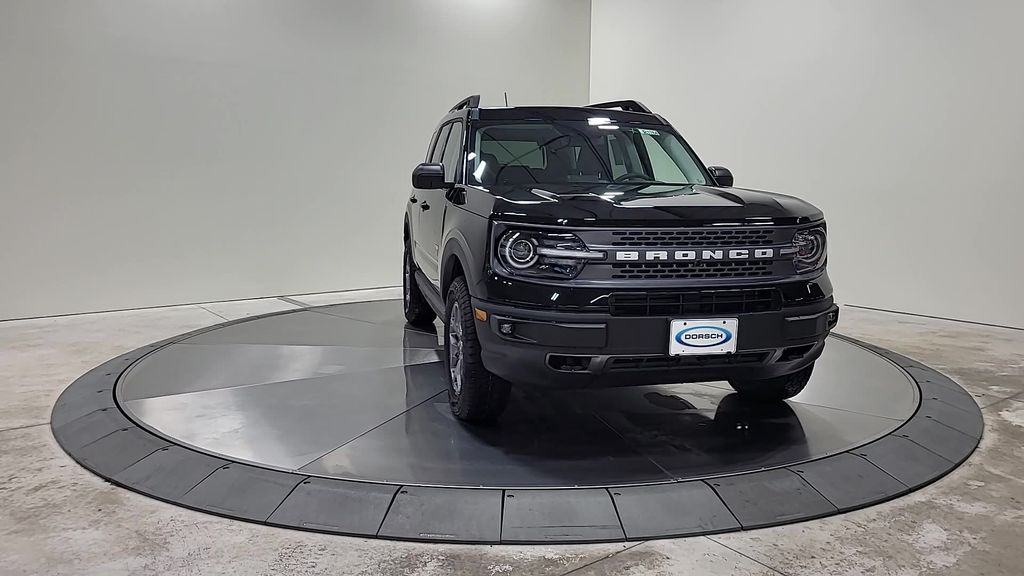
[445,276,510,423]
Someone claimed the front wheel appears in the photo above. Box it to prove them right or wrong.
[444,276,510,423]
[728,363,814,402]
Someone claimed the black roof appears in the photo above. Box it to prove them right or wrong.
[445,95,668,125]
[475,106,667,125]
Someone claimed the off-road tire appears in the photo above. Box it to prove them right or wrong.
[403,240,436,328]
[444,275,511,423]
[728,362,814,402]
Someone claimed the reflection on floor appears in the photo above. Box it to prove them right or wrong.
[119,303,916,489]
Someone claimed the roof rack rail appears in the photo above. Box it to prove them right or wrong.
[449,94,481,112]
[586,99,653,114]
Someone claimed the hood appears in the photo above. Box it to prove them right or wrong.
[483,183,823,227]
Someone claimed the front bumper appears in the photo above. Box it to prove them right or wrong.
[472,297,839,388]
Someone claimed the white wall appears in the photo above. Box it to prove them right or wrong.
[592,0,1024,328]
[0,0,591,320]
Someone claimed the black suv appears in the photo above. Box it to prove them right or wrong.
[404,96,838,422]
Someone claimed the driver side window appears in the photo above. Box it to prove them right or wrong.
[440,122,464,184]
[430,125,451,164]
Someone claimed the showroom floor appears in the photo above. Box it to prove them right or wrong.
[1,288,1022,576]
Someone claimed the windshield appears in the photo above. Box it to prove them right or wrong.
[468,120,707,186]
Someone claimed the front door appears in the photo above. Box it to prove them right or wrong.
[417,120,464,287]
[412,123,448,284]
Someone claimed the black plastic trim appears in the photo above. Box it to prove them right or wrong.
[414,269,446,317]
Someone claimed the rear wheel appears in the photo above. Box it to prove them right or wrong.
[728,362,814,402]
[403,239,436,328]
[445,276,510,423]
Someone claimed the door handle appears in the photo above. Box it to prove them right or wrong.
[420,202,430,210]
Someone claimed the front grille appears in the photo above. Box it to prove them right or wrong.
[610,228,774,247]
[606,352,769,371]
[573,226,798,282]
[609,288,782,317]
[610,261,773,280]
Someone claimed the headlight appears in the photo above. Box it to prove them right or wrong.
[495,228,604,279]
[502,234,538,269]
[792,226,827,273]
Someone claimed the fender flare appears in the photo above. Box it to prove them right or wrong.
[439,231,480,298]
[403,209,414,245]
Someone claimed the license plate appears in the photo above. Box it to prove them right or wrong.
[669,318,738,356]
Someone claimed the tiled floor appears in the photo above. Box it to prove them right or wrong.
[1,290,1022,575]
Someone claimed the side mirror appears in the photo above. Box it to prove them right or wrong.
[412,163,446,189]
[708,166,734,187]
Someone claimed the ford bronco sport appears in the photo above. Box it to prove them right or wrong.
[404,96,838,422]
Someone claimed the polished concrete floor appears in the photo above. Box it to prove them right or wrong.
[119,305,918,488]
[2,287,1023,575]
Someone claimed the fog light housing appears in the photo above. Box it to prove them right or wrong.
[548,355,593,372]
[498,322,515,336]
[826,309,839,328]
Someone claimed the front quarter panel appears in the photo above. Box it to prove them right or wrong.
[460,184,497,219]
[440,203,491,298]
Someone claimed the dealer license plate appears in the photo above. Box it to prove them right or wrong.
[669,318,739,356]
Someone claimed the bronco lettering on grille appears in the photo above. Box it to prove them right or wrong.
[614,248,775,262]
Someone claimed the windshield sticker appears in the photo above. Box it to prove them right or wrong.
[638,128,660,136]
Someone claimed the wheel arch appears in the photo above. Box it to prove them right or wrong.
[440,233,478,298]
